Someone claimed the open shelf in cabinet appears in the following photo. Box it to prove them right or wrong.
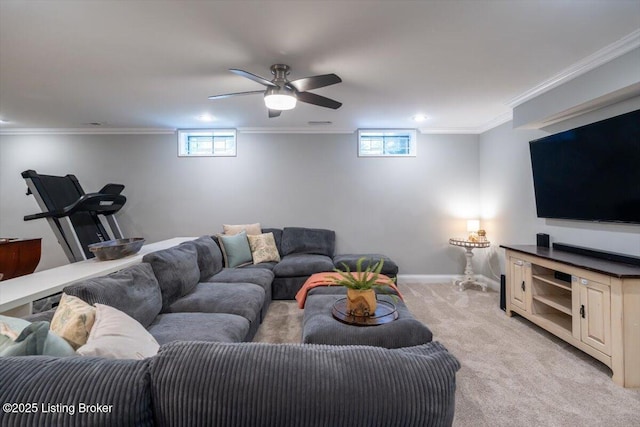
[531,274,571,291]
[532,294,571,315]
[532,311,573,335]
[532,266,573,322]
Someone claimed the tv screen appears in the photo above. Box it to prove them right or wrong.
[529,109,640,224]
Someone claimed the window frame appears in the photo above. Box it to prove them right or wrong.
[177,129,237,157]
[357,129,417,157]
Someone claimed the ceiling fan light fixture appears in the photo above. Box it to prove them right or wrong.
[264,93,297,111]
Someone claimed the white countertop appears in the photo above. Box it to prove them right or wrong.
[0,237,195,313]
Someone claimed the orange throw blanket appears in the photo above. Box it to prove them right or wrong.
[295,272,403,309]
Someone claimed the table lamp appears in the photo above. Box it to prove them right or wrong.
[467,219,480,241]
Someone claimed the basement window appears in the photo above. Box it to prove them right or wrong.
[358,129,417,157]
[178,129,237,157]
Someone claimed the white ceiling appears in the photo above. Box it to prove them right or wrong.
[1,0,639,133]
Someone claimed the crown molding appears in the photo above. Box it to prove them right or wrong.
[0,127,176,136]
[419,111,512,134]
[508,29,640,108]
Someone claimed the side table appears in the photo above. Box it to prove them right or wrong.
[449,238,490,291]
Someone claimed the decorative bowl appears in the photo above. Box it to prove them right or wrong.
[88,238,145,261]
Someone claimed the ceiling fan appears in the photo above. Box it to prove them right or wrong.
[208,64,342,118]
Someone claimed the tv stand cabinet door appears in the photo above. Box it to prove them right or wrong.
[508,257,530,312]
[579,278,611,356]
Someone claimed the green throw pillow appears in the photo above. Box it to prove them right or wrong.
[218,231,253,268]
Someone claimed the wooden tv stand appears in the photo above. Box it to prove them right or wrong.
[501,245,640,388]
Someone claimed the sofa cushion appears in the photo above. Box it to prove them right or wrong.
[143,245,200,312]
[50,293,96,349]
[0,321,76,357]
[248,232,281,264]
[206,267,274,291]
[149,341,460,427]
[167,283,264,326]
[333,253,399,277]
[63,263,162,328]
[0,356,154,426]
[180,236,224,281]
[240,261,277,271]
[281,227,335,257]
[272,253,334,277]
[218,231,253,268]
[147,313,250,345]
[77,304,160,360]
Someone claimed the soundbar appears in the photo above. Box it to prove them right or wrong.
[552,243,640,267]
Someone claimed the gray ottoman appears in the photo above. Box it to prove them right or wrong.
[302,294,432,348]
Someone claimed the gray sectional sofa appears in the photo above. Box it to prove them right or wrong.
[2,228,460,426]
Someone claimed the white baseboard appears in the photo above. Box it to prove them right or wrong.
[397,274,501,292]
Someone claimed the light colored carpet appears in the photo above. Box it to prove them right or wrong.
[253,283,640,426]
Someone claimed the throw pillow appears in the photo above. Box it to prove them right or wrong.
[50,293,96,350]
[222,223,262,236]
[218,231,254,268]
[247,232,281,264]
[0,321,76,357]
[77,304,159,360]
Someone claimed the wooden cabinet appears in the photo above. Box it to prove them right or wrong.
[503,245,640,388]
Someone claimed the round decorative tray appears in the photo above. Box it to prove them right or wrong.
[331,298,398,326]
[88,238,145,261]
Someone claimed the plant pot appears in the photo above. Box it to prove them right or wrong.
[346,288,377,317]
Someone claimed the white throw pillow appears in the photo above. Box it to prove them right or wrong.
[76,304,159,360]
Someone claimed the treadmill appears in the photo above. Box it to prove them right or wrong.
[22,169,127,263]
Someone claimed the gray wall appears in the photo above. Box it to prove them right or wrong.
[0,131,480,273]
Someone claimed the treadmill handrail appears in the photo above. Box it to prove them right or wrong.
[24,193,126,221]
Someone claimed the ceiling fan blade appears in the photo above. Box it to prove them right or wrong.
[208,90,264,100]
[268,109,282,118]
[287,73,341,92]
[229,69,278,87]
[296,91,342,109]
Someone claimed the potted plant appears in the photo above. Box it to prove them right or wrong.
[329,257,395,317]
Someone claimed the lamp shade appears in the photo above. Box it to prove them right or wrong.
[467,219,480,233]
[264,92,297,110]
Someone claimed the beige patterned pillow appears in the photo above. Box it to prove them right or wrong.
[223,223,262,236]
[50,293,96,350]
[247,232,281,264]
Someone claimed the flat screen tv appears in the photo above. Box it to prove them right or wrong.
[529,109,640,224]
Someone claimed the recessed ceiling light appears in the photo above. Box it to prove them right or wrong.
[412,114,428,122]
[198,114,215,122]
